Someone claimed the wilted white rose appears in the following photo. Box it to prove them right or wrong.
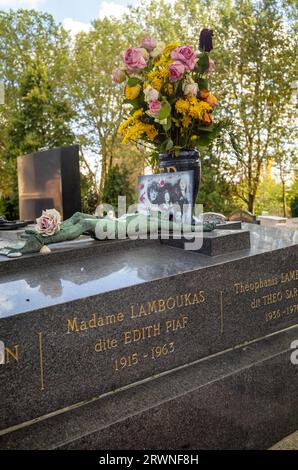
[182,77,198,96]
[150,41,166,58]
[36,209,61,237]
[143,85,159,102]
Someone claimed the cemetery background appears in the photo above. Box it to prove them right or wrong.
[0,0,298,452]
[0,0,297,221]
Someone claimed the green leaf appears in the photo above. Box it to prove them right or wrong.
[127,77,141,86]
[196,124,215,133]
[124,96,144,109]
[158,100,171,120]
[163,116,172,132]
[165,138,174,151]
[197,53,209,74]
[198,78,208,90]
[196,134,213,149]
[160,138,174,152]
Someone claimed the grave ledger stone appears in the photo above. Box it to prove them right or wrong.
[0,224,297,449]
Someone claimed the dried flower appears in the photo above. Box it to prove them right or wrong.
[199,29,213,52]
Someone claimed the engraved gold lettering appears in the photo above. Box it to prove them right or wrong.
[165,316,188,332]
[66,312,124,334]
[95,337,118,352]
[129,291,206,319]
[281,270,298,283]
[123,323,161,344]
[66,317,79,334]
[5,345,19,363]
[285,288,298,299]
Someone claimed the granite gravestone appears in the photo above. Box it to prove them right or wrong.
[17,145,81,221]
[0,224,297,449]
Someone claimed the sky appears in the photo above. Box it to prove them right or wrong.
[0,0,137,35]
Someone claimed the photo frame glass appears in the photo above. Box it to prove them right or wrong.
[138,170,194,225]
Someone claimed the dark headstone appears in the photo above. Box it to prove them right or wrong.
[17,145,81,221]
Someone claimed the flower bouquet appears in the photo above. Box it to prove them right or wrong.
[113,29,223,158]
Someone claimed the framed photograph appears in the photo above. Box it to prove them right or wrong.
[138,171,194,224]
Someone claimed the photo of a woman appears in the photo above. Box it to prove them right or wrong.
[138,171,193,224]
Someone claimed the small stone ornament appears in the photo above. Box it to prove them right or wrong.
[39,245,52,255]
[6,251,23,258]
[202,212,227,225]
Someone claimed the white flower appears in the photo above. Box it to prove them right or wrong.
[182,77,198,96]
[150,41,166,58]
[143,85,159,102]
[35,209,61,237]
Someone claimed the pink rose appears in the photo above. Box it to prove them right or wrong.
[111,68,126,83]
[207,58,216,74]
[168,61,185,82]
[122,48,147,72]
[36,209,61,237]
[140,36,157,52]
[171,46,196,71]
[148,100,162,117]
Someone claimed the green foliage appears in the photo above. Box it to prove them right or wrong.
[0,194,19,220]
[289,177,298,217]
[0,9,75,218]
[0,2,297,218]
[254,176,287,216]
[7,60,75,157]
[197,153,237,215]
[291,195,298,217]
[102,165,134,213]
[80,173,99,215]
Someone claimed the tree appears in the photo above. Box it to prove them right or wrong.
[69,17,140,200]
[212,0,297,212]
[0,9,74,218]
[197,152,237,215]
[102,164,134,213]
[7,59,74,157]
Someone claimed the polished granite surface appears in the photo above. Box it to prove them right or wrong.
[0,224,297,318]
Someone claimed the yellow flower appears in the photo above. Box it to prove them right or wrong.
[148,70,165,91]
[175,96,212,123]
[154,55,173,68]
[132,108,144,119]
[181,115,192,128]
[118,108,144,137]
[150,77,163,91]
[125,84,141,100]
[122,122,145,144]
[147,71,159,82]
[163,83,173,96]
[189,100,212,120]
[175,98,190,115]
[119,120,130,134]
[144,124,158,141]
[165,43,180,54]
[159,66,169,79]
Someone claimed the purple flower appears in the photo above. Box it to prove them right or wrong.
[199,29,214,52]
